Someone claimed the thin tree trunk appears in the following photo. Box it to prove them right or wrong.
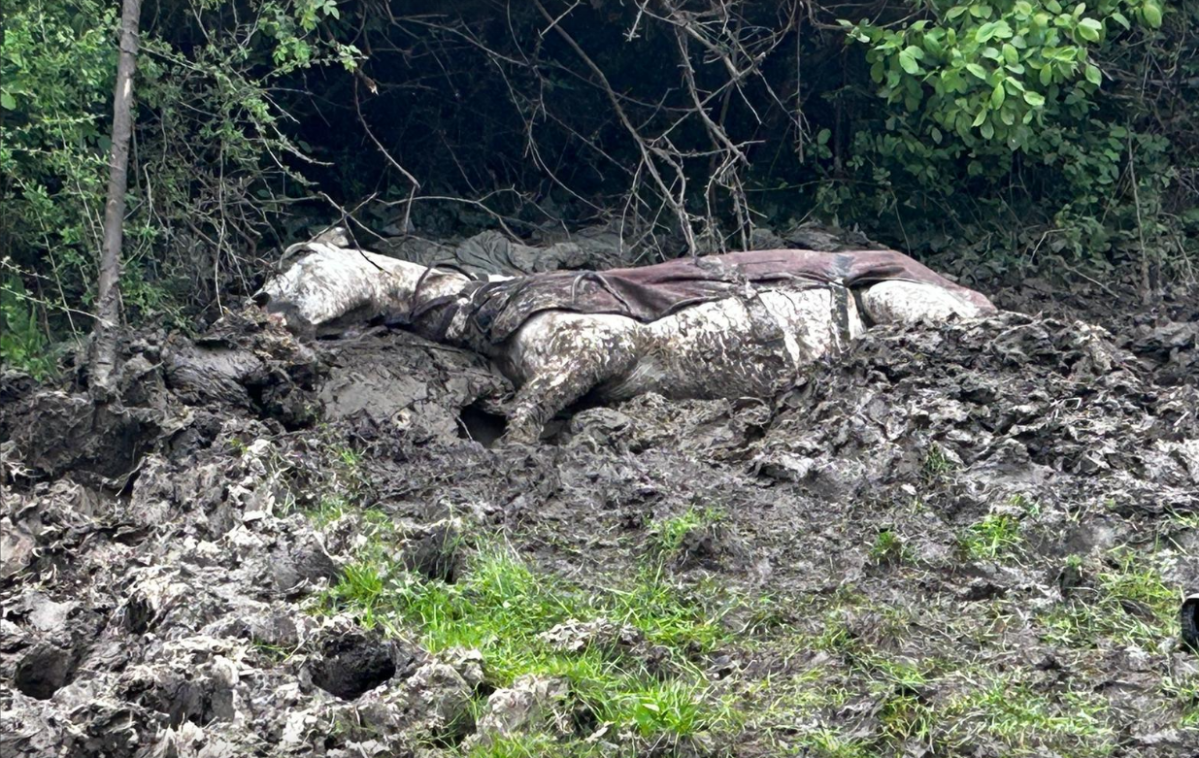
[91,0,142,395]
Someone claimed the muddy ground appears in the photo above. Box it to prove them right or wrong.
[1,260,1197,757]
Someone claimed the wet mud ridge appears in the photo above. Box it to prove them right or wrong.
[2,294,1197,756]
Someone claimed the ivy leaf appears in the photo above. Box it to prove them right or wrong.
[1023,90,1046,106]
[1085,63,1102,85]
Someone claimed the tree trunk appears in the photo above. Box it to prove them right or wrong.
[90,0,142,395]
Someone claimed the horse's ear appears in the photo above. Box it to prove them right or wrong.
[276,243,313,271]
[313,226,352,248]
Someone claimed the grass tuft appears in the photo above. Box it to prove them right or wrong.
[317,534,744,748]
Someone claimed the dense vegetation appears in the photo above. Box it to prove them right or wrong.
[2,0,1196,371]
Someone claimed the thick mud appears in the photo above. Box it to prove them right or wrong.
[1,275,1197,756]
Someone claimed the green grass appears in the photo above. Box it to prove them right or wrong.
[334,445,364,469]
[458,732,588,758]
[922,444,956,482]
[647,506,724,557]
[296,470,1157,757]
[941,675,1115,755]
[1161,674,1199,729]
[305,494,349,527]
[959,513,1023,561]
[317,537,743,748]
[1036,547,1176,649]
[869,529,913,565]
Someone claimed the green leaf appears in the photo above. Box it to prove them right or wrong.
[1142,1,1162,28]
[1085,63,1102,85]
[1078,18,1103,41]
[973,109,988,127]
[947,5,969,19]
[899,49,921,75]
[0,92,15,111]
[931,126,943,144]
[1039,64,1054,86]
[1003,43,1019,65]
[967,63,989,79]
[1111,12,1131,29]
[992,83,1006,107]
[817,128,832,145]
[1023,90,1046,106]
[981,120,995,139]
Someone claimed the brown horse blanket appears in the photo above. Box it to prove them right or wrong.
[411,249,996,344]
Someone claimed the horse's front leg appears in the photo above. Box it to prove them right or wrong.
[504,366,598,444]
[500,314,638,445]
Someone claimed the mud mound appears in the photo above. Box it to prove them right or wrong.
[994,279,1199,387]
[754,313,1199,516]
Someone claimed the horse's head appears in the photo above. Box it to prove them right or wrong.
[252,236,471,336]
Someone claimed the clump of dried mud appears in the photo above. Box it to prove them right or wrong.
[1,280,1196,757]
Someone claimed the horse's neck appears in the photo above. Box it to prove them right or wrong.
[368,253,470,310]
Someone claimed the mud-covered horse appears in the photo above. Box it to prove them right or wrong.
[254,235,997,442]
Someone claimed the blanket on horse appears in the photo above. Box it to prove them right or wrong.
[409,249,996,343]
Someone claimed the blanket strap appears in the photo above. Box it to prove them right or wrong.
[831,254,854,349]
